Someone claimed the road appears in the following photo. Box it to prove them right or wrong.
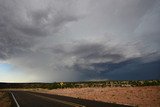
[10,91,132,107]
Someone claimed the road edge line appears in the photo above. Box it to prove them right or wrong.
[11,92,20,107]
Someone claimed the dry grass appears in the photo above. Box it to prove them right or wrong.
[0,92,11,107]
[37,86,160,107]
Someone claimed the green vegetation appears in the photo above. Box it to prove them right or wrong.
[0,80,160,89]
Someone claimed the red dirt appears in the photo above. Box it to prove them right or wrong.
[0,92,11,107]
[45,86,160,107]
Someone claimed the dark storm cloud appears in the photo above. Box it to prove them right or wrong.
[0,34,32,59]
[0,0,78,60]
[41,41,141,81]
[0,0,160,82]
[104,60,160,80]
[71,59,138,80]
[72,43,123,61]
[70,42,126,64]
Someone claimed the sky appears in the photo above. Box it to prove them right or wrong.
[0,0,160,82]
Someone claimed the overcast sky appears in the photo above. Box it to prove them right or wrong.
[0,0,160,82]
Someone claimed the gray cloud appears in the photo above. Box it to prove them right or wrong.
[0,0,78,60]
[0,0,160,82]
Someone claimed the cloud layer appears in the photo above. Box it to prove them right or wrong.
[0,0,160,82]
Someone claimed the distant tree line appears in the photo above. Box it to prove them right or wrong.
[0,80,160,89]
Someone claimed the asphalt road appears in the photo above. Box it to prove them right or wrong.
[10,91,132,107]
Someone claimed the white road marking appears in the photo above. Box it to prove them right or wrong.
[11,92,20,107]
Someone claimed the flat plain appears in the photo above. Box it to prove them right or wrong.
[36,86,160,107]
[0,81,160,107]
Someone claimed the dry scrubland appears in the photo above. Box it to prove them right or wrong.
[0,92,11,107]
[0,81,160,107]
[37,86,160,107]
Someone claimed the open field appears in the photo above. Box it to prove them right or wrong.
[1,86,160,107]
[34,86,160,107]
[0,92,11,107]
[0,80,160,107]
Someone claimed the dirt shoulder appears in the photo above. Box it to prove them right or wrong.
[0,92,12,107]
[34,86,160,107]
